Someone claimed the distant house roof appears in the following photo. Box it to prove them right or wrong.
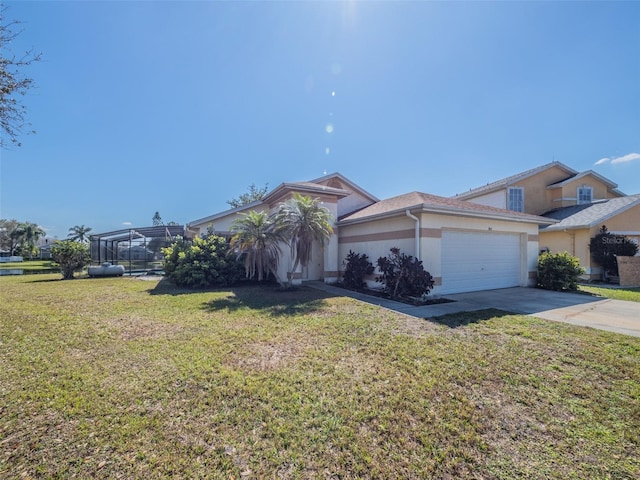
[340,191,556,225]
[454,161,578,200]
[541,194,640,231]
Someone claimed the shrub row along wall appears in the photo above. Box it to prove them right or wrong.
[617,256,640,287]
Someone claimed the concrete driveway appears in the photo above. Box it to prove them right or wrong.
[440,287,640,337]
[307,282,640,337]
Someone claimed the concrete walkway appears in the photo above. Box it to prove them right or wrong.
[305,282,640,337]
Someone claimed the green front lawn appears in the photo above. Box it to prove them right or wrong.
[580,284,640,302]
[1,275,638,478]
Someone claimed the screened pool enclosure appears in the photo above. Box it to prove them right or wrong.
[89,225,184,275]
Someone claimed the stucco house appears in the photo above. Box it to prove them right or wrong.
[454,161,640,279]
[187,172,555,295]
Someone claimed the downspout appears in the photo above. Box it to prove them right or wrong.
[406,210,420,261]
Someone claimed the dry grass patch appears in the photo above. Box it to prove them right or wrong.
[226,337,322,372]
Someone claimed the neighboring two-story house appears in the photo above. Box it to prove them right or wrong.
[455,161,640,279]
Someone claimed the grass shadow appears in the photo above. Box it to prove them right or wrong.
[146,279,334,317]
[426,308,515,328]
[202,285,334,317]
[147,277,204,296]
[22,276,65,283]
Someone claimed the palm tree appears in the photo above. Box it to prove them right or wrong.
[274,193,334,285]
[68,225,92,243]
[229,210,284,284]
[16,222,46,259]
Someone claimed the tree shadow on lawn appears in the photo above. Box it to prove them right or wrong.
[426,308,515,328]
[149,278,334,317]
[202,286,334,317]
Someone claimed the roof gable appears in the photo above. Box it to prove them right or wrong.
[454,161,577,199]
[309,172,379,203]
[546,170,621,191]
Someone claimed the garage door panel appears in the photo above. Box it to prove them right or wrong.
[442,231,522,294]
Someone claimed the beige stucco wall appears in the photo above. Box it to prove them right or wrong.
[466,190,506,209]
[539,228,596,276]
[551,174,617,207]
[596,205,640,235]
[189,205,269,236]
[339,216,416,275]
[518,165,574,214]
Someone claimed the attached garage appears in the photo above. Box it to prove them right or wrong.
[441,230,523,294]
[338,191,556,295]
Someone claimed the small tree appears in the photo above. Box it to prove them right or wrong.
[51,240,91,280]
[152,211,164,226]
[274,193,334,286]
[342,250,374,289]
[229,210,284,283]
[1,7,42,148]
[537,251,585,291]
[227,183,269,209]
[162,235,244,288]
[15,221,45,259]
[68,224,92,243]
[0,219,20,255]
[376,247,434,299]
[590,225,638,277]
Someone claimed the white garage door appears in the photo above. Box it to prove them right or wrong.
[441,230,523,294]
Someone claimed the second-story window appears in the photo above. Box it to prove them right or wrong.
[508,187,524,212]
[577,186,593,205]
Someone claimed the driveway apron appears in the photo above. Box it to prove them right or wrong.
[306,282,640,338]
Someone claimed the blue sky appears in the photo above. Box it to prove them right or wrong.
[1,1,639,239]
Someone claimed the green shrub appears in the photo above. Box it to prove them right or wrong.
[376,247,434,299]
[589,225,638,276]
[50,240,91,280]
[342,250,375,289]
[537,251,585,291]
[162,235,244,288]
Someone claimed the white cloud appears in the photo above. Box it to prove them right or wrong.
[611,152,640,165]
[594,152,640,166]
[122,221,132,226]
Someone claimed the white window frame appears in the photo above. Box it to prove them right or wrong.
[577,186,593,205]
[508,186,524,212]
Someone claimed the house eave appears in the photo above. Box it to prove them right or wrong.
[261,182,350,204]
[339,204,557,227]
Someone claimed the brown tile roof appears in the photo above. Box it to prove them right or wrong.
[340,191,555,225]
